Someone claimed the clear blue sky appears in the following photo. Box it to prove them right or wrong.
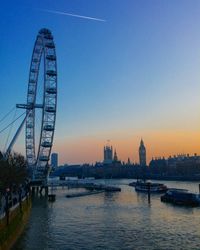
[1,0,200,164]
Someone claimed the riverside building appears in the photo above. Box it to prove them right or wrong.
[51,153,58,168]
[103,145,113,164]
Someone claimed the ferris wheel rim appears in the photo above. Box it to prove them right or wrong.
[25,28,57,175]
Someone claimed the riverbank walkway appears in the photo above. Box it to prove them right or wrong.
[0,189,27,219]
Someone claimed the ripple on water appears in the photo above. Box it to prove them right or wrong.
[14,180,200,250]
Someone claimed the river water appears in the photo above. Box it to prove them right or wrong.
[14,180,200,250]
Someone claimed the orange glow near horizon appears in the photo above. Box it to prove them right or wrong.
[53,129,200,165]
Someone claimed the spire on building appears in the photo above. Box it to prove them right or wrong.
[139,138,146,166]
[113,149,118,162]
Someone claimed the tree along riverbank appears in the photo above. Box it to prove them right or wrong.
[0,152,30,250]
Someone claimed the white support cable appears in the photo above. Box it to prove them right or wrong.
[4,108,17,152]
[0,112,26,135]
[0,106,15,125]
[5,111,30,158]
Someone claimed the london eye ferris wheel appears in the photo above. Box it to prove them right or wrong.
[5,28,57,181]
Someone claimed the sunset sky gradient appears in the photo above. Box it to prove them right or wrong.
[0,0,200,164]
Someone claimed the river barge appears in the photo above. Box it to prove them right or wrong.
[161,189,200,206]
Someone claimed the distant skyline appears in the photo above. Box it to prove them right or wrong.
[0,0,200,164]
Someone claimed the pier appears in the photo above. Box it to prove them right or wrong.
[66,190,104,198]
[48,180,121,192]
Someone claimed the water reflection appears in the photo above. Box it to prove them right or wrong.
[14,180,200,250]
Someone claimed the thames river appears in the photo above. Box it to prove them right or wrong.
[14,180,200,250]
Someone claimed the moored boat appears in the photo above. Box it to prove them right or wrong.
[161,189,200,206]
[135,180,168,193]
[129,181,137,187]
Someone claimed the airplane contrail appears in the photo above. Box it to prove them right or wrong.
[40,9,106,22]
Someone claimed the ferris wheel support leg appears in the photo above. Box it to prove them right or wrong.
[5,110,31,159]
